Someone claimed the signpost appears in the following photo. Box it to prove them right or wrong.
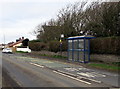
[60,34,64,56]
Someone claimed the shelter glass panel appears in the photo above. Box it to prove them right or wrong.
[85,51,89,62]
[69,51,72,61]
[78,39,84,49]
[73,40,78,49]
[85,39,89,50]
[78,51,84,62]
[68,40,72,49]
[74,51,78,61]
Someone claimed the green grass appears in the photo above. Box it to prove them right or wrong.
[88,63,120,71]
[112,62,120,66]
[52,55,67,59]
[39,54,67,59]
[16,51,28,53]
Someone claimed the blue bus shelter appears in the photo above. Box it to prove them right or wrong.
[67,35,95,63]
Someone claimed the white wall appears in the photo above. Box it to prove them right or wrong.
[17,47,31,53]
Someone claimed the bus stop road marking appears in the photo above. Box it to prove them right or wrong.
[56,70,101,84]
[53,70,91,85]
[77,72,106,78]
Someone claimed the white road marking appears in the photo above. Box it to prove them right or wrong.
[12,77,22,86]
[64,68,79,71]
[57,70,77,77]
[78,76,102,83]
[57,70,101,83]
[77,72,95,78]
[78,68,90,71]
[88,72,106,77]
[31,60,39,62]
[53,71,91,85]
[77,72,106,78]
[30,63,44,68]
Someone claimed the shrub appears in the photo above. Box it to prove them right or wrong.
[48,41,68,53]
[48,41,60,52]
[62,41,68,51]
[90,36,120,55]
[29,42,47,51]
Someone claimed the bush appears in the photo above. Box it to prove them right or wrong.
[62,41,68,51]
[90,36,120,55]
[48,41,60,53]
[29,42,48,51]
[48,41,68,53]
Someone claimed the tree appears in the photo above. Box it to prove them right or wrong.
[35,1,120,43]
[22,38,29,46]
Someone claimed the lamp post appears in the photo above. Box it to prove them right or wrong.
[60,34,64,56]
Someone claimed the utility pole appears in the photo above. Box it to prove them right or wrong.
[4,34,5,48]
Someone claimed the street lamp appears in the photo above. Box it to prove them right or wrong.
[61,34,64,38]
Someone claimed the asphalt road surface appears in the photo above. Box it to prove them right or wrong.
[2,51,119,88]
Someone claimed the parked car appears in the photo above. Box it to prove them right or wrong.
[2,48,12,53]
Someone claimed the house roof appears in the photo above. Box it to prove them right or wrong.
[9,39,23,47]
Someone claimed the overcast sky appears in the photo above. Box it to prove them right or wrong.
[0,0,84,44]
[0,0,117,44]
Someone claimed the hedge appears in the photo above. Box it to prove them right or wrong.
[48,41,67,52]
[29,36,120,55]
[29,42,48,51]
[90,36,120,55]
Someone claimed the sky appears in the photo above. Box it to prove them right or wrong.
[0,0,84,44]
[0,0,118,44]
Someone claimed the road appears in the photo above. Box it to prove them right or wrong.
[1,51,119,88]
[0,51,2,88]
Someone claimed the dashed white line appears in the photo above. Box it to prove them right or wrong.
[53,71,91,85]
[30,63,44,68]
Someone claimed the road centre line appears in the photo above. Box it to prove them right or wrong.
[53,71,91,85]
[30,63,44,68]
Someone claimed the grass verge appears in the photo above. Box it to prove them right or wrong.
[88,63,120,71]
[39,54,67,59]
[16,51,28,53]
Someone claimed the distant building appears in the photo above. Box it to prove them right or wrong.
[8,37,24,52]
[0,44,5,49]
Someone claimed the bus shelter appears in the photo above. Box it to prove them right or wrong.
[67,35,95,63]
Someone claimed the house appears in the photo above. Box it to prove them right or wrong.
[8,37,24,52]
[0,44,5,49]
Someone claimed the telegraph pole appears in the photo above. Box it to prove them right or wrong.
[4,34,5,48]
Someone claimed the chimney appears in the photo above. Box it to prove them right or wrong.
[22,37,24,40]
